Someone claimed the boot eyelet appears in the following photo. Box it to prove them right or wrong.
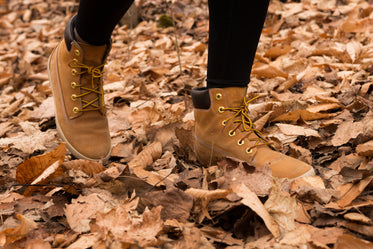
[228,130,235,137]
[72,58,78,63]
[216,93,222,100]
[218,106,225,113]
[73,107,79,113]
[238,140,244,146]
[74,49,80,56]
[246,148,253,154]
[71,82,77,88]
[71,69,77,75]
[71,94,77,101]
[222,120,227,126]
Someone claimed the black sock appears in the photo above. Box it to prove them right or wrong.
[75,0,134,46]
[206,0,270,88]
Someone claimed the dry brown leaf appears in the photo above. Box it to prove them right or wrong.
[25,239,52,249]
[332,112,373,146]
[127,141,164,185]
[173,224,214,249]
[0,214,38,246]
[62,159,106,177]
[334,234,373,249]
[185,188,232,221]
[65,192,118,233]
[356,140,373,157]
[276,123,320,137]
[344,212,372,225]
[128,141,162,169]
[341,221,373,238]
[141,188,193,222]
[291,176,326,192]
[279,223,345,248]
[306,103,342,113]
[185,188,232,203]
[16,143,66,195]
[65,233,99,249]
[264,45,292,59]
[220,159,272,196]
[288,143,312,164]
[30,96,55,120]
[95,205,163,247]
[232,182,281,238]
[337,175,373,208]
[272,109,331,122]
[264,179,298,234]
[0,121,13,138]
[0,121,57,154]
[251,62,288,78]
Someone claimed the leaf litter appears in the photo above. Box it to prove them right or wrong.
[1,0,373,248]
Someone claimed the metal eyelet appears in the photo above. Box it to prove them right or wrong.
[222,120,227,126]
[216,93,222,100]
[71,94,77,101]
[72,58,78,63]
[228,130,235,137]
[218,106,225,113]
[73,107,79,113]
[71,69,77,75]
[74,49,80,56]
[71,82,77,88]
[246,148,253,154]
[238,140,244,146]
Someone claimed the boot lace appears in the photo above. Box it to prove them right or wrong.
[69,59,105,114]
[220,95,272,152]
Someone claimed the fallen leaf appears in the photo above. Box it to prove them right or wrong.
[334,234,373,249]
[0,121,57,154]
[94,205,163,247]
[356,140,373,157]
[337,175,373,207]
[251,62,288,78]
[0,214,38,246]
[186,188,232,220]
[62,159,106,177]
[264,179,298,235]
[65,192,118,233]
[15,143,66,195]
[128,141,164,185]
[344,212,372,225]
[141,187,193,222]
[232,182,280,238]
[272,109,331,122]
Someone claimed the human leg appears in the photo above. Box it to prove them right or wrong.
[48,1,133,161]
[192,0,314,179]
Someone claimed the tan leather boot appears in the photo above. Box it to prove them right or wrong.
[48,16,111,161]
[192,87,315,180]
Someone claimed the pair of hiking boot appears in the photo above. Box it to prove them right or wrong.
[48,16,314,180]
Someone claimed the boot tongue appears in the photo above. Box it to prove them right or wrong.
[74,29,108,65]
[79,43,107,65]
[223,87,247,108]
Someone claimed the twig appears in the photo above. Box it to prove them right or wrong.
[169,3,183,75]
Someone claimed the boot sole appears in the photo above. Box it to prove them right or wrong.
[47,51,111,162]
[194,135,315,180]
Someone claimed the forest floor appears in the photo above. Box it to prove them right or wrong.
[0,0,373,248]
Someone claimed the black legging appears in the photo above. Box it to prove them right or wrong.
[75,0,269,88]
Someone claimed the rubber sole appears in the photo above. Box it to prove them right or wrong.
[194,135,315,180]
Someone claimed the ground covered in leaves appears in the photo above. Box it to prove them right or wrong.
[0,0,373,248]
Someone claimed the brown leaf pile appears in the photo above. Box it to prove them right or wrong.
[1,0,373,248]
